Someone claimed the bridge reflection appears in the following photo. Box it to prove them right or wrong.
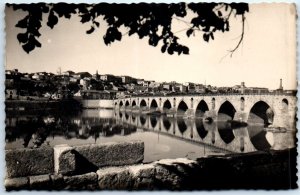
[115,109,295,153]
[5,108,295,153]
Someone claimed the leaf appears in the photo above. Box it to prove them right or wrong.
[210,33,214,40]
[203,33,209,42]
[167,45,174,55]
[186,28,194,37]
[22,42,35,53]
[28,35,41,48]
[17,33,28,44]
[114,29,122,41]
[47,11,58,29]
[86,26,95,34]
[80,14,91,23]
[161,44,167,53]
[15,16,28,28]
[182,46,189,54]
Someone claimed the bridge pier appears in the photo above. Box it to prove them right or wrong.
[233,111,248,122]
[203,110,217,121]
[184,109,195,118]
[272,110,296,130]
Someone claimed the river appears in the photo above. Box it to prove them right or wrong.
[5,109,296,163]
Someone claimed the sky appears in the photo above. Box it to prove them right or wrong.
[5,3,297,90]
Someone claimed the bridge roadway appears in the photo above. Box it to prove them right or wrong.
[114,94,297,130]
[114,111,296,154]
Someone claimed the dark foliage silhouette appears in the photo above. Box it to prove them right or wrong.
[8,3,248,55]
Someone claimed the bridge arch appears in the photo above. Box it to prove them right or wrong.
[140,99,147,108]
[282,98,288,112]
[119,101,124,107]
[195,100,209,117]
[240,97,245,111]
[132,100,136,107]
[163,99,172,110]
[217,101,236,121]
[177,100,189,115]
[125,100,130,107]
[247,101,274,125]
[211,98,216,110]
[150,99,158,109]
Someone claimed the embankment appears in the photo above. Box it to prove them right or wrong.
[5,141,297,190]
[5,99,81,115]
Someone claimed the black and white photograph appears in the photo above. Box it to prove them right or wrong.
[4,1,298,190]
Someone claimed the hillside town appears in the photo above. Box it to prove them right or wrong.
[5,69,291,101]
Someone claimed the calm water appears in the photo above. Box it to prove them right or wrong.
[5,109,296,163]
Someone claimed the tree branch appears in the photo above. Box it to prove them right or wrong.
[228,14,245,57]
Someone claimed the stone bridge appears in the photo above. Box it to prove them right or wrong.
[113,94,297,130]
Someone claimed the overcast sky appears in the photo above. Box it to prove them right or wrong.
[5,3,297,90]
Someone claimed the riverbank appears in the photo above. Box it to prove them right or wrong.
[5,99,82,115]
[5,141,297,190]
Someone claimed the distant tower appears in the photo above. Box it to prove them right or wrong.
[279,79,283,90]
[57,67,61,75]
[95,70,99,80]
[241,82,245,94]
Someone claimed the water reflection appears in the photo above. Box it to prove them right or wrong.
[162,117,171,131]
[6,109,295,161]
[217,121,235,144]
[177,118,187,134]
[195,119,208,139]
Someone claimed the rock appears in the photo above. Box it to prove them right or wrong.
[54,144,76,175]
[50,174,64,189]
[75,141,144,167]
[5,147,54,178]
[129,163,156,189]
[64,172,98,190]
[5,177,29,191]
[129,163,155,178]
[155,164,181,189]
[97,167,133,190]
[29,174,50,189]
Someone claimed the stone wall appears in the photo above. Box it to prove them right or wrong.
[81,99,114,109]
[5,141,144,179]
[5,148,297,190]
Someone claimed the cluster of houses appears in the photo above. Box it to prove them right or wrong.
[5,69,289,101]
